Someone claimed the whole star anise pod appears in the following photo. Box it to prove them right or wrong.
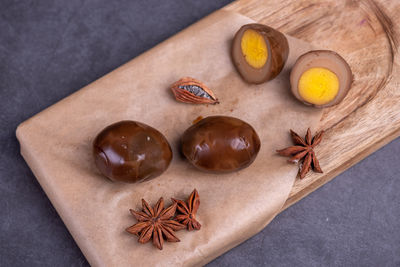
[277,128,324,179]
[126,197,185,250]
[172,189,201,231]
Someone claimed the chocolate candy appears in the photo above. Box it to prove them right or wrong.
[181,116,261,173]
[93,121,172,183]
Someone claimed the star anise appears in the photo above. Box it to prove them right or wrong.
[277,128,324,179]
[126,197,185,250]
[172,189,201,231]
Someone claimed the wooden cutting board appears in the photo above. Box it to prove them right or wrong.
[224,0,400,209]
[15,1,399,265]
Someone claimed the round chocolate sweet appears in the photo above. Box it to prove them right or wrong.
[231,23,289,84]
[181,116,261,173]
[93,121,172,183]
[290,50,353,108]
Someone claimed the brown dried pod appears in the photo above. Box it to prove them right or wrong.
[171,189,201,231]
[276,128,324,179]
[170,77,219,104]
[125,197,185,250]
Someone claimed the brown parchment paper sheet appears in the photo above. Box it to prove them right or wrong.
[16,10,322,267]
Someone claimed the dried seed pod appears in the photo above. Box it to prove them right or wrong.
[170,77,219,104]
[276,128,324,179]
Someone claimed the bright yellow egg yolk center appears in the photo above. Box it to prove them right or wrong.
[298,67,339,105]
[240,29,268,69]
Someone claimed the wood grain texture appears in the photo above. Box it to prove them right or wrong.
[224,0,400,209]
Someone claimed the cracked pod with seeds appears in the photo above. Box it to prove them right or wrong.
[170,77,219,105]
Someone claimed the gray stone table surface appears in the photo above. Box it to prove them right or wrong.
[1,0,399,266]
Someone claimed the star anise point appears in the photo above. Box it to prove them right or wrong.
[172,189,201,231]
[126,197,184,250]
[278,128,324,179]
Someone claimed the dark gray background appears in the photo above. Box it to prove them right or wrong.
[1,0,399,266]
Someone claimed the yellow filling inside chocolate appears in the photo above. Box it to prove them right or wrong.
[240,29,268,69]
[298,67,339,105]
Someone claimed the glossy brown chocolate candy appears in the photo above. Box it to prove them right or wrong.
[231,23,289,84]
[93,121,172,183]
[181,116,261,173]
